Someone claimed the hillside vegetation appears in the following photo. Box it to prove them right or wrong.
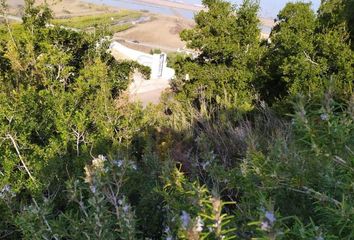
[0,0,353,239]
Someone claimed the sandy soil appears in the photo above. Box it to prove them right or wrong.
[131,88,165,106]
[133,0,273,28]
[114,14,194,52]
[128,71,170,106]
[5,0,121,17]
[134,0,205,12]
[5,0,25,16]
[4,0,192,53]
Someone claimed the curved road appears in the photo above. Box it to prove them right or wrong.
[115,38,179,52]
[0,14,22,22]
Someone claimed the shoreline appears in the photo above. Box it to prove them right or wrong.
[84,0,274,28]
[133,0,205,12]
[6,0,274,28]
[4,0,271,52]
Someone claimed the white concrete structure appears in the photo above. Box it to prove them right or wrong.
[110,41,175,80]
[110,41,175,106]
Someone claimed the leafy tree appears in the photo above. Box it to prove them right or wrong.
[0,0,145,237]
[174,0,262,111]
[22,0,52,30]
[258,2,353,103]
[257,2,317,102]
[318,0,354,49]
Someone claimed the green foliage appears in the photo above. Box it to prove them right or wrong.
[0,1,150,238]
[22,0,53,30]
[161,167,237,239]
[241,95,354,239]
[12,155,139,240]
[258,2,353,103]
[173,0,262,110]
[109,23,133,33]
[318,0,354,49]
[150,48,162,54]
[1,0,354,239]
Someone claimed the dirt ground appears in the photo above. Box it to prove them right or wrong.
[114,14,194,52]
[128,71,171,106]
[5,0,121,17]
[5,0,193,52]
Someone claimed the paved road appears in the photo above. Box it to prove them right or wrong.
[0,14,22,22]
[128,71,170,106]
[115,38,179,53]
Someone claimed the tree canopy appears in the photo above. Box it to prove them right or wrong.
[173,0,261,111]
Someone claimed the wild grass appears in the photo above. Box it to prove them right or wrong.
[0,22,23,41]
[52,11,142,30]
[109,23,133,33]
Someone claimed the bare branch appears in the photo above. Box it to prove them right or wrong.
[6,133,36,183]
[0,0,19,51]
[303,51,319,65]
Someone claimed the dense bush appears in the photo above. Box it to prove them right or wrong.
[0,0,353,239]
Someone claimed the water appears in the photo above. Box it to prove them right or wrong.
[186,0,321,18]
[87,0,196,18]
[84,0,321,33]
[86,0,321,19]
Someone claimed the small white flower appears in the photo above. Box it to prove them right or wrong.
[185,73,190,81]
[123,204,130,213]
[0,185,15,199]
[195,216,204,232]
[300,109,306,118]
[131,163,137,170]
[164,226,173,240]
[201,161,210,170]
[2,185,10,193]
[261,220,270,231]
[113,160,123,167]
[320,113,329,121]
[89,185,96,193]
[164,226,170,233]
[260,101,266,109]
[118,199,123,205]
[180,211,191,229]
[92,155,106,170]
[265,211,276,224]
[99,155,107,160]
[316,236,324,240]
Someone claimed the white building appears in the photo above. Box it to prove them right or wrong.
[109,41,175,105]
[109,41,175,80]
